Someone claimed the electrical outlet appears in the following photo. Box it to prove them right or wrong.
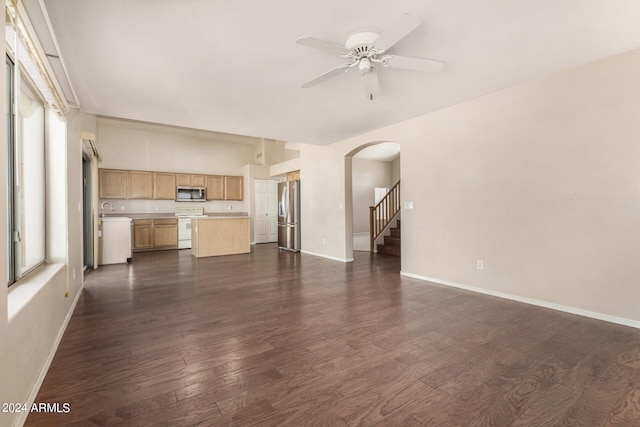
[322,238,326,245]
[477,260,484,270]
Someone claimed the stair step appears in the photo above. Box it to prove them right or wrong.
[383,235,401,246]
[377,244,401,256]
[390,227,400,237]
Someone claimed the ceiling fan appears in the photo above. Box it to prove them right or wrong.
[297,13,444,100]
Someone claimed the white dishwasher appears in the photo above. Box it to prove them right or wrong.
[99,217,132,265]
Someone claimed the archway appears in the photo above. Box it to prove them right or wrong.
[344,141,401,260]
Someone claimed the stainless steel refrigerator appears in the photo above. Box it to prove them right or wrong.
[278,180,300,252]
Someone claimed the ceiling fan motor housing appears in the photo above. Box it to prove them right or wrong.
[345,32,379,75]
[345,31,379,53]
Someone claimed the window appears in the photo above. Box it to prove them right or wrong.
[6,57,46,285]
[6,57,14,283]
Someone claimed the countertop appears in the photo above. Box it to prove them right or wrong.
[104,212,249,219]
[191,216,250,220]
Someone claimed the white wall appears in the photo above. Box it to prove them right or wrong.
[300,144,350,261]
[98,117,256,174]
[96,117,258,214]
[391,156,400,184]
[351,158,394,233]
[0,103,85,427]
[312,47,640,325]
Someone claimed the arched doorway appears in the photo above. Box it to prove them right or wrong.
[345,141,401,259]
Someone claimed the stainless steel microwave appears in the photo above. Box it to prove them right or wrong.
[176,186,206,202]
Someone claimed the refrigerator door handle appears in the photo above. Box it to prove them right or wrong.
[278,184,287,218]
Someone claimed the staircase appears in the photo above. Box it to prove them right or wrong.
[369,180,401,256]
[377,220,401,256]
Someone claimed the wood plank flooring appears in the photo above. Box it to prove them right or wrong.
[26,244,640,426]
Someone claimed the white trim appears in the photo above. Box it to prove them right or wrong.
[301,250,353,263]
[400,271,640,330]
[15,286,84,427]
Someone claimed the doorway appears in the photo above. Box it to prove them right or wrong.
[254,179,279,243]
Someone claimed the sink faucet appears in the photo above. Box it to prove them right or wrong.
[100,201,114,218]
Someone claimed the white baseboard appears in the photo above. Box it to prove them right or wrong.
[400,271,640,330]
[16,285,84,427]
[301,250,353,263]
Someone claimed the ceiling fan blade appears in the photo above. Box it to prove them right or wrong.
[362,70,380,100]
[382,54,444,72]
[373,13,422,53]
[301,63,352,88]
[296,37,350,56]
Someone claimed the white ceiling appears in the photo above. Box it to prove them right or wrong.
[28,0,640,146]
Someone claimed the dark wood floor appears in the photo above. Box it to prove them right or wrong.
[26,244,640,426]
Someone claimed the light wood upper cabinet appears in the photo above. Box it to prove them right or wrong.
[206,175,225,200]
[153,172,176,200]
[176,174,191,186]
[176,174,205,188]
[127,171,153,199]
[191,174,205,187]
[99,169,127,199]
[224,176,244,200]
[99,168,244,201]
[287,170,301,181]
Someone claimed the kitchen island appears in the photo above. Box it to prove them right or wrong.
[191,216,250,257]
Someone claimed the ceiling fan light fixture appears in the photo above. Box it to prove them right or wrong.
[359,58,372,75]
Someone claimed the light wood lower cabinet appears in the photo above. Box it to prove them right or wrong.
[132,219,153,250]
[132,218,178,251]
[152,218,178,249]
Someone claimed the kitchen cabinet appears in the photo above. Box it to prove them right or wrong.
[176,174,191,186]
[191,174,205,187]
[132,219,153,250]
[99,168,243,201]
[177,174,205,187]
[287,170,301,181]
[152,218,178,249]
[206,175,225,200]
[132,218,178,251]
[128,171,153,199]
[153,172,176,200]
[224,176,244,200]
[99,169,127,199]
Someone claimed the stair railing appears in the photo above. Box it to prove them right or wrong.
[369,180,400,252]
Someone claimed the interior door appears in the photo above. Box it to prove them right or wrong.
[255,179,279,243]
[266,180,278,242]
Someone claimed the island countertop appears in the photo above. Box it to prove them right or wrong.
[191,217,250,257]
